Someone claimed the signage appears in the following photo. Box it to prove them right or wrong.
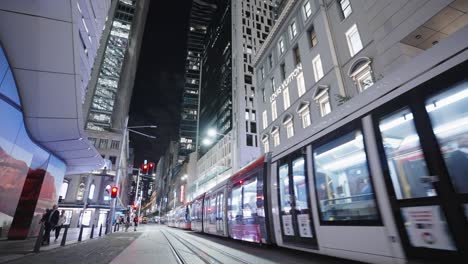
[297,214,313,238]
[282,215,294,236]
[270,64,303,103]
[401,206,456,251]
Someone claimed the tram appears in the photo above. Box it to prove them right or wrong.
[165,56,468,263]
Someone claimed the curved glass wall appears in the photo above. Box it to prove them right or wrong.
[0,45,66,239]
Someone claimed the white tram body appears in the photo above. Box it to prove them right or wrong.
[164,26,468,263]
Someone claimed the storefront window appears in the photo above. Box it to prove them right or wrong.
[378,108,435,199]
[313,130,379,223]
[426,82,468,194]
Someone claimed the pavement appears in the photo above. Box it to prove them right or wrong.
[0,224,363,264]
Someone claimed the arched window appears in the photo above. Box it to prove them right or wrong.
[282,114,294,138]
[59,180,69,200]
[76,183,85,201]
[88,184,95,200]
[261,134,270,153]
[297,101,311,128]
[271,126,280,147]
[348,57,374,92]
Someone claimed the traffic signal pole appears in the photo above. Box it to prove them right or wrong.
[134,168,141,215]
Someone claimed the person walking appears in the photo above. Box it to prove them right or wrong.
[133,215,138,231]
[54,210,66,241]
[125,214,130,232]
[41,205,59,245]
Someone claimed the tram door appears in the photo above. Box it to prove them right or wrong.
[278,151,317,248]
[374,79,468,261]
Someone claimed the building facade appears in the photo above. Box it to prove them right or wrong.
[178,0,217,161]
[254,0,468,262]
[0,0,109,239]
[59,0,149,228]
[191,0,276,200]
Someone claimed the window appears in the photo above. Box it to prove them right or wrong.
[262,136,269,152]
[313,130,379,223]
[297,72,306,96]
[272,101,278,120]
[303,1,312,19]
[280,63,286,81]
[339,0,352,19]
[297,102,311,128]
[272,127,280,146]
[109,156,117,165]
[283,116,294,138]
[278,37,285,54]
[76,182,86,201]
[283,87,290,109]
[262,110,268,129]
[110,140,120,150]
[312,55,324,81]
[289,21,298,39]
[268,54,273,69]
[271,77,276,92]
[349,57,374,92]
[314,85,331,116]
[59,181,69,200]
[88,184,95,200]
[262,88,266,102]
[346,24,363,57]
[293,46,301,66]
[99,139,108,149]
[260,66,265,80]
[308,26,318,48]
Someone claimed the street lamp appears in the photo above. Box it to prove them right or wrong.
[202,128,232,146]
[107,122,157,233]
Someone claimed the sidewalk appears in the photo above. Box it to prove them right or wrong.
[0,226,111,263]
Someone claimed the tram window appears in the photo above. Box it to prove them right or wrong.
[230,186,243,220]
[292,157,309,211]
[426,83,468,194]
[279,164,292,214]
[210,196,216,224]
[243,179,258,218]
[313,130,379,222]
[379,108,435,199]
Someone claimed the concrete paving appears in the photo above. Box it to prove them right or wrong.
[1,224,363,264]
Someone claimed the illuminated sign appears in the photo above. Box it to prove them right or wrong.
[180,185,185,203]
[270,64,303,103]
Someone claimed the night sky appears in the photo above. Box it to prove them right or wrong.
[128,1,192,166]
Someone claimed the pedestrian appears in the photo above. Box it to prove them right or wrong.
[125,214,130,232]
[41,205,59,245]
[54,210,66,241]
[133,214,139,231]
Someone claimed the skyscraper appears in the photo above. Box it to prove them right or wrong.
[190,0,275,199]
[58,0,149,228]
[178,0,217,161]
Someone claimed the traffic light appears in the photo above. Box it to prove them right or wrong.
[141,163,149,174]
[133,204,138,210]
[148,162,155,174]
[111,186,118,198]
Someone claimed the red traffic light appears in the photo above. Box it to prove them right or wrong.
[111,186,118,198]
[133,204,138,210]
[149,162,154,169]
[141,163,149,173]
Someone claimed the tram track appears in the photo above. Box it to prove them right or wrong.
[162,228,253,264]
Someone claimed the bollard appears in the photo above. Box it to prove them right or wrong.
[78,225,84,242]
[105,224,109,235]
[113,223,117,232]
[90,224,94,239]
[60,225,69,246]
[99,224,102,237]
[33,223,45,253]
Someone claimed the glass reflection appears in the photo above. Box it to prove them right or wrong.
[279,164,291,213]
[314,131,378,222]
[379,108,435,199]
[426,82,468,193]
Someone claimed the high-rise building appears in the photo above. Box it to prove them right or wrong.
[58,0,149,228]
[178,0,217,161]
[0,0,110,239]
[189,0,275,200]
